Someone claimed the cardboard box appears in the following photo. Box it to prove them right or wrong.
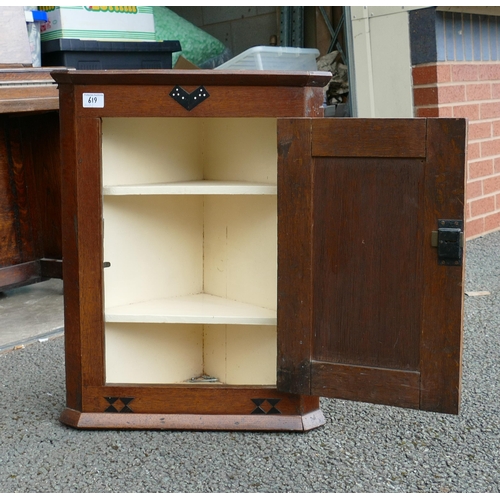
[39,6,156,42]
[173,55,200,70]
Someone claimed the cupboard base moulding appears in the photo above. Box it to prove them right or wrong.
[60,408,326,432]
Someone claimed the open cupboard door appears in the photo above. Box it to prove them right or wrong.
[277,118,466,414]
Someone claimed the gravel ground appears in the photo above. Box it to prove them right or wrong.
[1,231,499,493]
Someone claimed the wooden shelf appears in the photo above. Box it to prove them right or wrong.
[105,293,277,325]
[103,180,277,196]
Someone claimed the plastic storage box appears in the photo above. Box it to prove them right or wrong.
[216,46,319,71]
[41,39,181,70]
[25,9,49,67]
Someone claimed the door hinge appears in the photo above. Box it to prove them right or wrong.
[431,219,464,266]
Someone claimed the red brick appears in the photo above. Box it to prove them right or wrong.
[412,65,438,86]
[468,121,491,141]
[483,175,500,195]
[438,85,466,104]
[480,101,500,120]
[484,211,500,232]
[471,195,496,217]
[451,64,479,82]
[453,103,480,120]
[466,201,472,219]
[478,63,500,81]
[438,106,453,117]
[492,120,500,137]
[415,106,439,117]
[495,158,500,174]
[413,64,452,85]
[413,86,438,106]
[467,143,482,163]
[497,193,500,209]
[466,179,483,198]
[466,83,492,101]
[436,64,452,83]
[493,83,500,99]
[469,158,493,178]
[481,138,500,157]
[465,217,484,239]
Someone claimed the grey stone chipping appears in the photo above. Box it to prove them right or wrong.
[1,231,499,493]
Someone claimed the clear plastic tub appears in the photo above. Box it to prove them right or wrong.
[215,46,319,71]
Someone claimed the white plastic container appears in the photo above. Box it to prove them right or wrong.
[216,46,319,71]
[25,8,48,67]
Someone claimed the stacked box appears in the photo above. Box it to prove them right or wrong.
[41,39,181,70]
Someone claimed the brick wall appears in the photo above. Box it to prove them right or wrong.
[413,61,500,239]
[410,9,500,239]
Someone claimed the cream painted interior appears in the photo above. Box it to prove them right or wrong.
[102,118,278,385]
[106,324,277,385]
[102,117,277,186]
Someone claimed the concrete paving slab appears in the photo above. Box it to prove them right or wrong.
[0,279,64,351]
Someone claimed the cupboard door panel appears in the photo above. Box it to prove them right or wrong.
[277,118,466,414]
[312,156,424,371]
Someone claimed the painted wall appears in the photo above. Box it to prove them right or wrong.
[349,6,421,118]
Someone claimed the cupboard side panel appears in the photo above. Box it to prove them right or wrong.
[61,89,105,411]
[59,85,82,409]
[77,117,105,388]
[421,119,466,414]
[277,119,314,394]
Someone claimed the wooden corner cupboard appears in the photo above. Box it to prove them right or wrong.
[52,69,466,431]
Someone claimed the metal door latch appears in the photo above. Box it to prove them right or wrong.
[431,219,464,266]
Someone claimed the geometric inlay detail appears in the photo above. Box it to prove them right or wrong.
[104,397,135,413]
[169,85,210,111]
[251,398,281,415]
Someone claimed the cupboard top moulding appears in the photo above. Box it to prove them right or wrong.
[51,69,333,118]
